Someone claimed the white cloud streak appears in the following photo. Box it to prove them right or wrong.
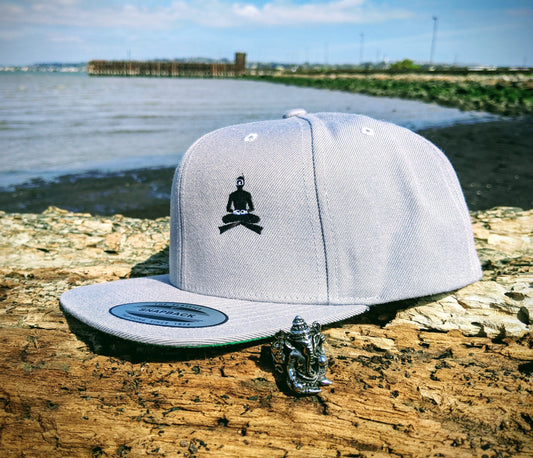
[0,0,413,29]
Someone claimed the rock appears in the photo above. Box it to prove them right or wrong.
[392,207,532,338]
[393,281,532,338]
[0,206,532,456]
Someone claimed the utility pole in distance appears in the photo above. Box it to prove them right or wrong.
[430,16,438,65]
[360,33,365,65]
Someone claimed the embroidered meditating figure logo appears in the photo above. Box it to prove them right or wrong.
[219,176,262,234]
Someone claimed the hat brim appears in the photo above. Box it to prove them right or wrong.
[60,275,369,347]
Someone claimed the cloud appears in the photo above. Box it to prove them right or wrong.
[231,0,411,26]
[0,0,413,29]
[505,8,533,16]
[46,33,84,44]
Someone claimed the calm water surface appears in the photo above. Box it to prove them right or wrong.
[0,72,497,188]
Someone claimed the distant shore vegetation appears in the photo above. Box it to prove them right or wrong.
[246,60,533,116]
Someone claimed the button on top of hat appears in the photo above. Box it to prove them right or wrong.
[283,108,307,118]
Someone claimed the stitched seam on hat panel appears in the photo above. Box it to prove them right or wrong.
[176,133,206,287]
[432,143,478,274]
[416,133,479,276]
[295,117,324,300]
[174,167,184,286]
[305,113,344,303]
[299,114,330,304]
[169,168,180,284]
[391,124,481,288]
[176,157,187,287]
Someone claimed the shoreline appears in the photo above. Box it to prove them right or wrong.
[248,74,533,116]
[1,117,531,218]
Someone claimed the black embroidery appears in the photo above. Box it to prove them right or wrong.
[219,176,262,234]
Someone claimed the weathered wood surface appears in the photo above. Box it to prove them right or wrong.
[0,207,531,457]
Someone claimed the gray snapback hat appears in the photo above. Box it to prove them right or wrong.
[60,110,482,347]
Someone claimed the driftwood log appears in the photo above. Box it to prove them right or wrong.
[0,206,531,457]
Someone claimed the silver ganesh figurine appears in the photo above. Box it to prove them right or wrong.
[271,316,332,395]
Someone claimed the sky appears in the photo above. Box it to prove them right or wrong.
[0,0,532,67]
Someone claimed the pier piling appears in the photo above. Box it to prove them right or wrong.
[88,52,246,78]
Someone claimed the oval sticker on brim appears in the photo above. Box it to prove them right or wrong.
[110,302,228,328]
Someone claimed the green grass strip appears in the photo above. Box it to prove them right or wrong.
[246,75,533,116]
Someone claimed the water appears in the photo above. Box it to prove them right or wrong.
[0,72,498,189]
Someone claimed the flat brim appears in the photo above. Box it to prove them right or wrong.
[60,275,369,347]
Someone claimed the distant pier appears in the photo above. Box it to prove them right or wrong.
[88,52,246,77]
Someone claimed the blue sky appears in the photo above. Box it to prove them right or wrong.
[1,0,532,66]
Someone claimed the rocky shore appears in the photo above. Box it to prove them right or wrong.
[0,206,531,456]
[250,73,533,116]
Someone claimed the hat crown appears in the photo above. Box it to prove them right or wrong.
[169,112,481,306]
